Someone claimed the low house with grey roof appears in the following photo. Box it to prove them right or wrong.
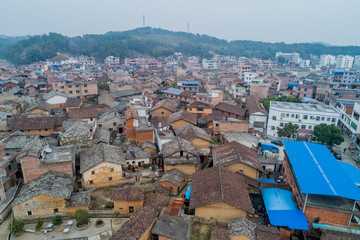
[42,90,68,109]
[80,143,125,189]
[12,171,90,220]
[60,121,95,148]
[162,137,200,176]
[97,110,125,133]
[25,101,52,116]
[18,138,75,184]
[111,187,144,214]
[151,215,191,240]
[159,168,187,196]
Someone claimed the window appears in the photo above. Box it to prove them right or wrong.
[84,84,88,87]
[291,114,295,118]
[215,123,219,127]
[327,117,330,121]
[99,124,102,128]
[91,171,95,175]
[286,114,289,117]
[7,161,14,171]
[354,112,360,121]
[76,85,79,87]
[304,88,307,92]
[321,117,325,121]
[271,126,275,131]
[110,168,114,172]
[27,211,32,216]
[113,122,117,126]
[68,85,72,88]
[129,206,134,213]
[303,115,308,120]
[316,116,320,121]
[108,177,113,181]
[272,116,277,120]
[76,90,80,93]
[280,113,285,118]
[89,180,94,184]
[61,86,64,89]
[308,125,312,130]
[280,122,284,127]
[84,90,88,93]
[54,208,59,213]
[69,90,73,94]
[332,118,336,123]
[161,112,164,114]
[301,125,306,129]
[61,91,65,94]
[310,116,315,120]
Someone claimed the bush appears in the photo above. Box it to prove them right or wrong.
[35,218,43,230]
[74,209,91,225]
[96,219,104,225]
[8,219,25,234]
[52,215,63,226]
[105,202,114,209]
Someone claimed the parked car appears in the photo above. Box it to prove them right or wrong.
[333,152,342,160]
[271,140,283,146]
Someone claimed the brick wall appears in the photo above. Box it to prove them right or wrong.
[164,164,196,176]
[113,200,143,215]
[151,108,172,118]
[136,130,154,146]
[82,162,123,189]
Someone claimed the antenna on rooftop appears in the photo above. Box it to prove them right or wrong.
[187,23,190,33]
[143,15,145,27]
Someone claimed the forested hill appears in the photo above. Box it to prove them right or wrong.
[1,27,360,65]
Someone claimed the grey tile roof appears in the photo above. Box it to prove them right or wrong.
[160,169,187,186]
[62,121,92,139]
[111,187,144,201]
[175,124,211,143]
[12,171,75,206]
[43,91,68,100]
[162,137,198,158]
[210,225,230,240]
[80,143,125,173]
[151,215,191,240]
[228,218,256,239]
[167,110,197,125]
[17,137,46,159]
[66,191,91,207]
[151,99,180,113]
[93,128,110,144]
[164,87,183,95]
[110,89,141,99]
[25,101,51,113]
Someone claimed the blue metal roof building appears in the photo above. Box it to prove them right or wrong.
[164,88,183,95]
[261,188,309,230]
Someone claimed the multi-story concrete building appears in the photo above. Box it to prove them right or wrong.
[335,55,354,69]
[353,55,360,69]
[202,59,217,69]
[52,78,98,99]
[244,72,258,85]
[267,101,339,138]
[319,54,336,67]
[283,84,317,99]
[341,69,360,86]
[275,52,300,64]
[105,56,120,67]
[336,101,360,137]
[325,88,360,107]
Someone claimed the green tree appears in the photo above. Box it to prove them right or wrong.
[277,123,299,139]
[74,209,91,225]
[98,82,110,91]
[313,123,344,146]
[8,219,25,234]
[35,218,43,230]
[52,215,63,226]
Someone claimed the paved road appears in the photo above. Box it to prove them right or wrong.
[332,135,359,169]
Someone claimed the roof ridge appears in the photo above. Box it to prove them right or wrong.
[219,167,224,201]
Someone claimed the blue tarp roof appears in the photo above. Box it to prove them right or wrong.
[181,81,199,85]
[164,88,183,95]
[284,141,360,201]
[285,83,299,86]
[258,178,276,183]
[185,185,191,200]
[338,101,355,105]
[261,188,308,230]
[334,69,345,74]
[338,161,360,186]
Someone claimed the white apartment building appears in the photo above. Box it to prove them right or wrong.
[341,70,360,85]
[353,56,360,69]
[267,101,339,138]
[336,101,360,137]
[105,56,120,67]
[320,54,336,67]
[335,55,354,69]
[244,72,258,85]
[275,52,300,64]
[202,59,217,69]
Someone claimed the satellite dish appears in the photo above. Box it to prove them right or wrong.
[44,146,52,153]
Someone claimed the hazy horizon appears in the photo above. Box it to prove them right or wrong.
[1,0,360,46]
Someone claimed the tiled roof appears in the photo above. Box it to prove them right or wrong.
[151,215,191,240]
[160,169,187,186]
[68,107,98,119]
[13,171,75,206]
[151,99,180,113]
[65,98,82,108]
[245,95,267,115]
[17,137,46,159]
[190,166,253,212]
[210,225,230,240]
[256,224,280,240]
[80,143,125,173]
[228,218,256,239]
[125,108,139,120]
[111,187,144,202]
[110,207,158,240]
[66,191,91,207]
[167,110,197,125]
[43,91,68,100]
[11,116,56,131]
[164,87,183,95]
[25,101,51,113]
[175,124,211,143]
[162,137,198,158]
[214,102,247,117]
[213,141,263,172]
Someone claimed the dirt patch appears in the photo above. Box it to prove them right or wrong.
[190,222,212,240]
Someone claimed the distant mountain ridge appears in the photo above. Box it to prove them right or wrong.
[1,27,360,65]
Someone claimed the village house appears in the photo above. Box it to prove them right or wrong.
[65,98,82,112]
[42,91,68,109]
[125,108,154,146]
[213,102,248,121]
[159,168,187,196]
[206,112,249,137]
[122,143,152,167]
[0,155,21,221]
[68,106,98,124]
[110,206,158,240]
[10,115,66,136]
[151,99,180,118]
[25,101,52,116]
[18,138,75,184]
[185,101,213,119]
[60,121,95,147]
[98,110,125,133]
[141,141,158,155]
[227,218,281,240]
[0,111,12,134]
[80,143,125,189]
[162,137,200,176]
[190,166,253,224]
[213,141,263,179]
[167,109,197,130]
[245,95,268,132]
[52,78,98,99]
[175,124,212,158]
[111,187,144,214]
[151,215,191,240]
[12,171,90,219]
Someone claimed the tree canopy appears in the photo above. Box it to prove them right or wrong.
[277,123,299,139]
[313,123,344,146]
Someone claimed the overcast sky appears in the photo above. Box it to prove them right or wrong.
[1,0,359,46]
